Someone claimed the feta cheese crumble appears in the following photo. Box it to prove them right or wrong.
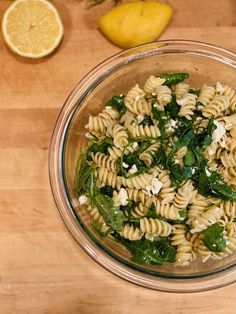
[151,178,163,195]
[122,162,129,168]
[79,195,88,205]
[129,164,138,174]
[212,121,226,142]
[118,188,128,206]
[216,82,225,94]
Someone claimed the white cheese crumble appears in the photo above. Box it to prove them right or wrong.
[212,121,226,142]
[205,168,211,177]
[170,119,178,128]
[132,142,138,149]
[191,168,196,175]
[117,188,128,206]
[137,115,144,123]
[153,103,158,108]
[129,164,138,174]
[135,95,140,101]
[122,162,129,168]
[151,178,163,195]
[216,82,225,94]
[79,195,88,205]
[105,106,112,109]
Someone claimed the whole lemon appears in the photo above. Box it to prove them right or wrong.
[98,1,173,48]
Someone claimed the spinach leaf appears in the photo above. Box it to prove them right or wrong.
[146,203,158,218]
[195,116,216,147]
[203,223,227,252]
[165,95,180,119]
[88,138,113,154]
[120,200,137,222]
[160,73,189,87]
[151,105,168,139]
[100,185,115,197]
[184,149,196,166]
[152,145,167,168]
[189,88,200,96]
[106,95,126,115]
[84,170,98,206]
[95,194,125,232]
[120,237,176,265]
[140,116,153,126]
[183,165,194,179]
[76,150,92,195]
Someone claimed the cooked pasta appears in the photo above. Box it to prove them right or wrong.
[140,217,172,237]
[76,73,236,267]
[171,224,195,266]
[120,224,143,241]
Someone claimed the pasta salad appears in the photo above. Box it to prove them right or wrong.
[76,73,236,266]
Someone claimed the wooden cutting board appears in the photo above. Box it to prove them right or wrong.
[0,1,236,313]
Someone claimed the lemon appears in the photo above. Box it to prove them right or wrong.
[2,0,64,58]
[98,1,173,49]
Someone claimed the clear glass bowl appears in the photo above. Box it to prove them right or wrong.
[49,40,236,292]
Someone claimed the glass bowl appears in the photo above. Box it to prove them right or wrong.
[49,40,236,292]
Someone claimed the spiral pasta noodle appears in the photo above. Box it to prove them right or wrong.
[197,84,215,108]
[112,124,128,148]
[91,152,117,172]
[139,142,160,166]
[190,206,223,234]
[178,93,197,120]
[157,85,172,106]
[171,224,195,266]
[126,188,148,204]
[174,83,189,100]
[173,181,194,211]
[120,224,143,241]
[118,172,153,189]
[95,167,118,189]
[128,124,160,138]
[143,75,165,95]
[202,95,230,118]
[140,217,172,237]
[158,170,176,204]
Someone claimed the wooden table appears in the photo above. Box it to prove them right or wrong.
[0,1,236,313]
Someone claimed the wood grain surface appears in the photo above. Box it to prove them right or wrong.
[0,1,236,313]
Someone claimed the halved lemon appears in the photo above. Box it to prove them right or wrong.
[2,0,64,58]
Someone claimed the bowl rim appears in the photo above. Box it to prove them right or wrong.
[49,39,236,292]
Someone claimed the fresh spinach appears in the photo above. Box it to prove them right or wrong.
[106,95,126,115]
[95,194,125,232]
[165,95,180,119]
[119,237,176,265]
[140,116,153,126]
[100,185,115,197]
[76,150,92,195]
[184,149,196,166]
[189,88,200,96]
[88,138,113,154]
[160,73,189,87]
[203,223,227,252]
[152,105,168,139]
[195,116,216,147]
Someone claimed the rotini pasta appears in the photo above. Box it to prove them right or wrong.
[140,217,172,237]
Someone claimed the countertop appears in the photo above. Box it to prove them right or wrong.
[0,0,236,313]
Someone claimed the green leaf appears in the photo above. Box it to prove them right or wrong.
[122,237,176,265]
[165,95,180,119]
[140,116,153,126]
[189,88,200,96]
[146,203,158,218]
[184,149,196,166]
[88,138,113,154]
[120,200,137,222]
[100,185,115,197]
[76,149,92,195]
[151,105,168,139]
[203,223,227,252]
[160,73,189,87]
[106,95,126,115]
[95,194,125,232]
[183,165,194,179]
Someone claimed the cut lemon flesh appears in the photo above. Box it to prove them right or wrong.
[2,0,64,58]
[98,1,173,49]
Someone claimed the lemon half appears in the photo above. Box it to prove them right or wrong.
[99,1,173,49]
[2,0,64,58]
